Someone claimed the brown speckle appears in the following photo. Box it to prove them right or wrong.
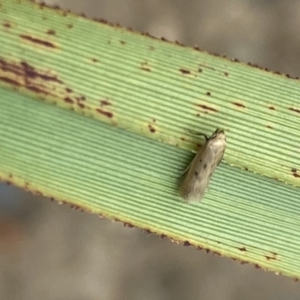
[203,164,207,169]
[289,107,300,114]
[269,106,275,110]
[91,58,99,63]
[265,255,277,261]
[25,85,48,95]
[198,68,202,73]
[179,68,191,75]
[64,97,74,104]
[78,96,86,101]
[67,24,73,28]
[96,109,113,118]
[233,102,246,108]
[20,35,55,48]
[46,29,56,35]
[148,124,156,133]
[20,61,63,83]
[267,125,273,129]
[197,104,218,112]
[100,100,111,106]
[206,92,211,96]
[0,76,20,86]
[293,173,300,178]
[3,22,11,28]
[194,171,199,177]
[224,72,229,76]
[77,102,85,109]
[65,88,73,93]
[291,168,297,173]
[120,40,126,45]
[239,247,247,251]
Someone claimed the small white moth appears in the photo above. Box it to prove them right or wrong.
[179,129,226,203]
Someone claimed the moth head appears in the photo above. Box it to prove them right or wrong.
[212,128,225,137]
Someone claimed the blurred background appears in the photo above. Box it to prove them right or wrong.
[1,0,300,299]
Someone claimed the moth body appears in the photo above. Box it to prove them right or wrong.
[179,129,226,203]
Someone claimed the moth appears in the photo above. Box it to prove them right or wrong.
[179,129,226,203]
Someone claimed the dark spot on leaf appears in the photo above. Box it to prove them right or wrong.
[120,40,126,45]
[224,72,229,76]
[67,24,73,28]
[183,241,191,246]
[46,29,55,35]
[65,88,73,93]
[203,164,207,169]
[198,68,202,73]
[96,109,113,118]
[91,58,99,63]
[206,92,211,96]
[233,102,246,108]
[179,68,191,75]
[291,168,297,173]
[265,255,276,261]
[289,107,300,114]
[26,85,48,94]
[78,96,86,101]
[239,247,247,251]
[64,97,74,104]
[194,171,199,177]
[3,22,11,28]
[100,100,111,106]
[0,76,20,86]
[148,124,156,133]
[293,173,300,178]
[20,34,55,48]
[267,125,273,129]
[197,104,218,112]
[20,61,63,83]
[269,106,275,110]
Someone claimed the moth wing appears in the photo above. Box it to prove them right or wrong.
[179,144,212,203]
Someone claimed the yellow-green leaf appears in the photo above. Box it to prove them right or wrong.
[1,0,300,279]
